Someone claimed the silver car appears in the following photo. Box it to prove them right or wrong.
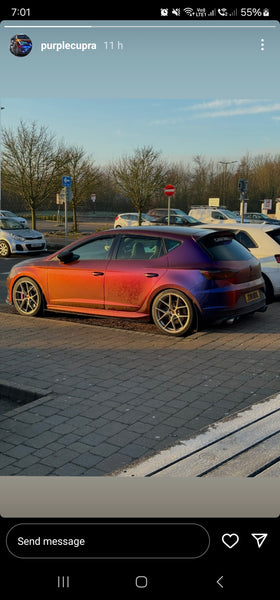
[0,218,46,257]
[0,210,28,228]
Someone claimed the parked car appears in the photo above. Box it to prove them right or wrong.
[6,226,266,336]
[148,208,189,219]
[242,212,280,225]
[0,218,46,257]
[0,210,28,228]
[189,206,249,223]
[196,222,280,302]
[114,213,157,228]
[155,214,204,226]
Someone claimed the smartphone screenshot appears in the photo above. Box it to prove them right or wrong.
[0,5,279,595]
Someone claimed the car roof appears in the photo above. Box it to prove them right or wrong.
[119,213,148,216]
[112,225,219,238]
[197,222,280,232]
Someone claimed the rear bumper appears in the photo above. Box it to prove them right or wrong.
[200,288,266,322]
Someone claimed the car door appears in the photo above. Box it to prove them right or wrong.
[104,234,168,313]
[46,235,115,310]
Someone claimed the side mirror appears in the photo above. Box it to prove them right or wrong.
[57,250,79,264]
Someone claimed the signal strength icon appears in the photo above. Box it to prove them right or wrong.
[229,8,238,17]
[208,9,217,16]
[183,7,194,16]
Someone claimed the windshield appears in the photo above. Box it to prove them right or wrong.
[185,215,202,224]
[142,213,156,221]
[222,209,240,219]
[0,218,25,230]
[1,211,15,218]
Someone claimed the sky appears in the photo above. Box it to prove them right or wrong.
[1,20,280,166]
[1,97,280,166]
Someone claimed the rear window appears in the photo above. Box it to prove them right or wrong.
[235,231,258,249]
[199,235,252,261]
[267,228,280,245]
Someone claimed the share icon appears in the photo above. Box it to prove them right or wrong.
[251,533,268,549]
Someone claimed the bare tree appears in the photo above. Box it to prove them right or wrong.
[2,120,66,229]
[112,146,168,224]
[64,146,101,232]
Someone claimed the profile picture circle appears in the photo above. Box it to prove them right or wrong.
[10,34,32,57]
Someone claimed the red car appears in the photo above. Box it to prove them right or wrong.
[6,227,266,336]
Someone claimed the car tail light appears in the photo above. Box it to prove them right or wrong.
[115,216,119,222]
[200,269,238,280]
[275,255,280,263]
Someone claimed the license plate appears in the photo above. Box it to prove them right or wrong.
[245,290,260,303]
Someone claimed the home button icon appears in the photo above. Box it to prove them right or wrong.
[135,575,148,589]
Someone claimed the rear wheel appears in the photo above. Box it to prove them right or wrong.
[152,289,194,336]
[12,277,44,316]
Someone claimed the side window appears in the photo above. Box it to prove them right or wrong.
[116,236,164,260]
[74,237,114,260]
[235,231,258,248]
[164,238,182,253]
[212,211,226,220]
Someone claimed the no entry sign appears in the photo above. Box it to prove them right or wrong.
[164,184,175,197]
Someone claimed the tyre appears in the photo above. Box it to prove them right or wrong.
[263,274,274,304]
[152,289,194,336]
[0,240,11,257]
[12,277,44,317]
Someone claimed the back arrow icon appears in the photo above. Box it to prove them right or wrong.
[217,576,224,589]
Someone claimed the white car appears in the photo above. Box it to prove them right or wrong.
[196,222,280,302]
[114,213,157,228]
[189,206,249,224]
[0,210,28,228]
[0,217,46,257]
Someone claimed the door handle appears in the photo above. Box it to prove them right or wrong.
[92,271,104,276]
[144,273,159,278]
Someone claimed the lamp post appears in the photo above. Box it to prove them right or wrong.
[0,106,5,211]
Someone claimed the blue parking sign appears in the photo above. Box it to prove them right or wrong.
[62,176,71,187]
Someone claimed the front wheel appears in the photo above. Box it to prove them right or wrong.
[152,289,194,336]
[12,277,44,316]
[0,240,11,257]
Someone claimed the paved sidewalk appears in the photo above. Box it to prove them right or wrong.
[0,304,280,476]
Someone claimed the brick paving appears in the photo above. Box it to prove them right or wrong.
[0,303,280,476]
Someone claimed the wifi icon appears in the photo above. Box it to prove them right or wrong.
[183,7,194,16]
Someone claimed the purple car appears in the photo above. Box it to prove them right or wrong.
[7,226,266,336]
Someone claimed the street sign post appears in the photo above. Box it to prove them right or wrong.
[60,182,73,245]
[238,179,248,223]
[164,185,175,225]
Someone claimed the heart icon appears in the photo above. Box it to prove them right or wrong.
[222,533,239,549]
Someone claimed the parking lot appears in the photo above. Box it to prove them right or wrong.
[0,297,280,476]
